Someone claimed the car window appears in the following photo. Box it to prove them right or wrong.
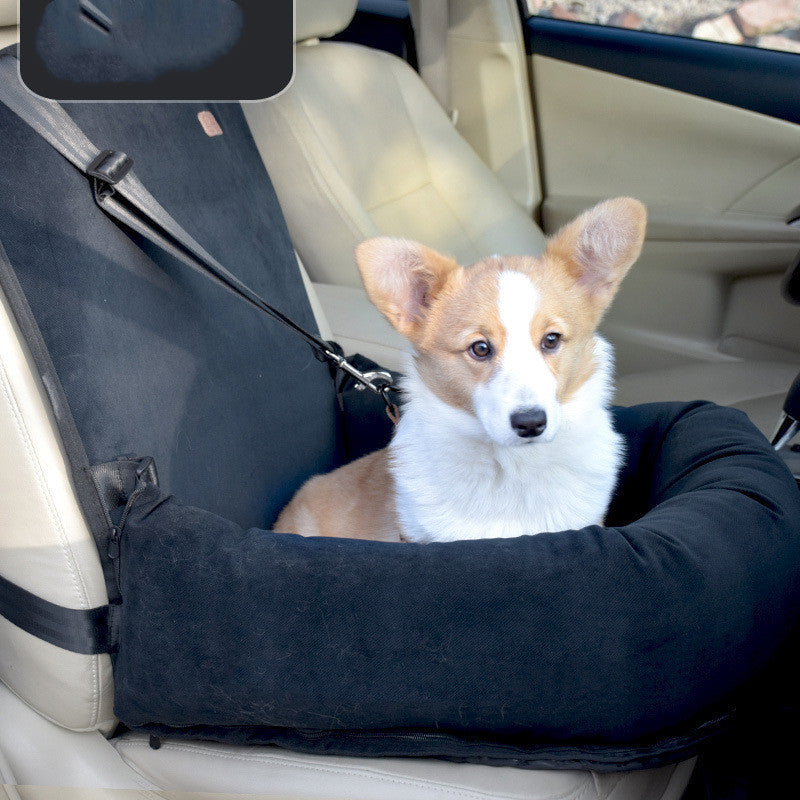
[523,0,800,54]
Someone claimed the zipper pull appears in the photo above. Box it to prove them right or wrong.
[108,525,120,560]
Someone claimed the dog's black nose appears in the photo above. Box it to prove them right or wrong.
[510,408,547,438]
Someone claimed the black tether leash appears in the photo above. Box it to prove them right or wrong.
[0,51,399,413]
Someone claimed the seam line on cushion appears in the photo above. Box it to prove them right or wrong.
[330,330,404,349]
[387,62,481,256]
[0,351,101,724]
[365,179,433,213]
[0,358,88,603]
[90,741,169,792]
[279,94,371,241]
[117,740,594,800]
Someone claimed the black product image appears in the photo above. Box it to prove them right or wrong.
[21,0,292,99]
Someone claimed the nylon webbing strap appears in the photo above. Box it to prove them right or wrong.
[0,572,116,655]
[0,52,396,400]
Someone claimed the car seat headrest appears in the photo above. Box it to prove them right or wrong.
[0,0,16,29]
[295,0,357,43]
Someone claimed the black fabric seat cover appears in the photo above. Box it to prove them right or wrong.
[0,95,339,530]
[113,401,800,769]
[35,0,243,83]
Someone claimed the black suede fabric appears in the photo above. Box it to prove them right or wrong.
[0,96,340,530]
[35,0,243,82]
[114,402,800,767]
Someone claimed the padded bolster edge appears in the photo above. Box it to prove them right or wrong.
[112,401,800,750]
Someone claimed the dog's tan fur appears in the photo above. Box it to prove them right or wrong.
[275,449,401,540]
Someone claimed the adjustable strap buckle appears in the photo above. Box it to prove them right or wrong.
[87,149,134,200]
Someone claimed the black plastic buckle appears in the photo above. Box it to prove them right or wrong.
[86,149,134,199]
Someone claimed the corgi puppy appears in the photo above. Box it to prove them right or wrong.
[276,197,647,543]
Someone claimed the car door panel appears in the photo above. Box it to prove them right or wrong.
[525,20,800,374]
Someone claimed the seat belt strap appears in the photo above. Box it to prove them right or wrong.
[408,0,453,120]
[0,572,116,655]
[0,52,397,402]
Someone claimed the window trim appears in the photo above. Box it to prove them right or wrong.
[525,16,800,125]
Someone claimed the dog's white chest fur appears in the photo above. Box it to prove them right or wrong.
[389,339,623,543]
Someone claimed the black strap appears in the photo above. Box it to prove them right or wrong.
[0,51,397,402]
[0,572,118,655]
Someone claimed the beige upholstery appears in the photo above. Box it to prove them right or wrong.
[295,0,357,43]
[244,3,796,436]
[244,41,545,286]
[112,734,695,800]
[723,273,800,360]
[0,684,152,789]
[448,0,542,212]
[0,0,17,49]
[243,30,545,364]
[616,361,798,436]
[0,289,114,733]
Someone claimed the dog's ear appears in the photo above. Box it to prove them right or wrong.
[547,197,646,312]
[356,238,459,340]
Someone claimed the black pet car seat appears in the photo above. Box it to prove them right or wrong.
[0,46,798,774]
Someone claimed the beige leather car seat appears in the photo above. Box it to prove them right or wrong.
[243,0,546,370]
[0,0,17,49]
[244,0,797,439]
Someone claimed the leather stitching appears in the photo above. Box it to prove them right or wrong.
[387,59,481,256]
[279,91,371,240]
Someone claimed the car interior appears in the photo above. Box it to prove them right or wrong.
[1,0,799,798]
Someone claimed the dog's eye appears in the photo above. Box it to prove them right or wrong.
[541,332,562,352]
[468,340,492,360]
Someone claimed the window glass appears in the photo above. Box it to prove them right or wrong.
[524,0,800,54]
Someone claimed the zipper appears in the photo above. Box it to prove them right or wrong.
[106,477,149,595]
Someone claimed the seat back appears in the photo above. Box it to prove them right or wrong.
[0,87,340,730]
[243,0,545,292]
[0,287,114,732]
